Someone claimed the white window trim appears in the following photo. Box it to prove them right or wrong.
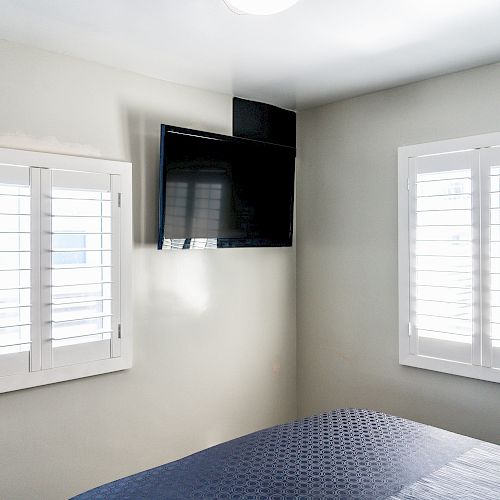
[398,132,500,384]
[0,147,133,393]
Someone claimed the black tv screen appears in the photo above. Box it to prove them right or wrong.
[158,125,296,249]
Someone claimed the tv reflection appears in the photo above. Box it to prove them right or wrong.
[165,171,228,249]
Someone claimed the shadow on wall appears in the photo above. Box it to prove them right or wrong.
[121,106,230,247]
[122,108,161,246]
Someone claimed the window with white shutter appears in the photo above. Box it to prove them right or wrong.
[0,149,132,393]
[399,134,500,384]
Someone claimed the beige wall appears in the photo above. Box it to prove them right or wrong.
[0,41,297,500]
[297,63,500,445]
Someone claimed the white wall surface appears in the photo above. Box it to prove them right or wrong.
[0,40,296,500]
[297,63,500,445]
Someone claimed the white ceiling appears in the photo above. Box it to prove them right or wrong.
[2,0,500,109]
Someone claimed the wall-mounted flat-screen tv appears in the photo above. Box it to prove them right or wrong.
[158,125,296,249]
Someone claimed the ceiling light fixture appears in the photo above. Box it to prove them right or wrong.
[223,0,300,15]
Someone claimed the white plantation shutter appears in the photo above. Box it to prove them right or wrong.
[47,170,120,368]
[0,148,131,394]
[481,148,500,370]
[409,151,479,365]
[400,135,500,384]
[0,165,34,376]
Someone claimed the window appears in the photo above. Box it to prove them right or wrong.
[0,148,132,393]
[399,134,500,383]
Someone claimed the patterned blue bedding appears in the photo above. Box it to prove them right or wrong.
[73,408,499,499]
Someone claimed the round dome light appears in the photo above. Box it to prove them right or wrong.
[223,0,300,15]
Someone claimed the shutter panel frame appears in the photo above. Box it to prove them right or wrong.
[0,164,34,377]
[48,169,118,368]
[409,150,479,365]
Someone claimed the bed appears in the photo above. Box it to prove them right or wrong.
[73,408,500,499]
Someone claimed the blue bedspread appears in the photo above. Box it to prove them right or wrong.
[73,408,497,499]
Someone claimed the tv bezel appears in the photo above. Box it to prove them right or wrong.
[158,124,296,250]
